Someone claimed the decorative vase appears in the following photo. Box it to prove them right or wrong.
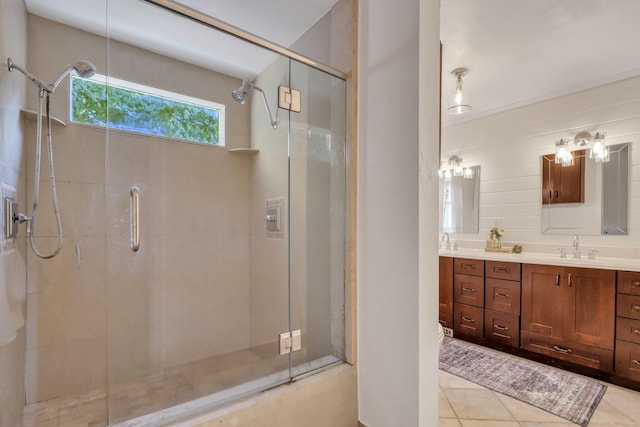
[496,238,502,248]
[491,238,498,248]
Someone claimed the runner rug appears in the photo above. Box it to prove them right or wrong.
[439,338,606,426]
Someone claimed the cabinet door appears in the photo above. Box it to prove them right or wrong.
[521,264,564,339]
[541,150,585,204]
[564,267,615,350]
[439,256,454,328]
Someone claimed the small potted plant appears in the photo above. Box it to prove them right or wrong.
[489,227,505,248]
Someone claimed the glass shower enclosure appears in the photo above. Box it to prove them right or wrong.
[22,0,346,425]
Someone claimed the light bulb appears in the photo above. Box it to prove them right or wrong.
[453,165,463,176]
[444,169,452,180]
[455,83,463,105]
[463,167,474,179]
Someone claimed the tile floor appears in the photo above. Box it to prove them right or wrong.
[439,368,640,426]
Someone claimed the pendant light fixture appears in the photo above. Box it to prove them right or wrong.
[447,68,471,115]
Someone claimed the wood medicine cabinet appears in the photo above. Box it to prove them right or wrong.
[542,149,585,204]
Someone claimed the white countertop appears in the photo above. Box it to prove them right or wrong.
[439,247,640,272]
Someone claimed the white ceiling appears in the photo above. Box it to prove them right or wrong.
[25,0,640,127]
[441,0,640,127]
[24,0,339,80]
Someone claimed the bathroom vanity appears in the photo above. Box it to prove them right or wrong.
[440,251,640,391]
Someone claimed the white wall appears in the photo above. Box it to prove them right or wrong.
[442,75,640,256]
[358,0,440,425]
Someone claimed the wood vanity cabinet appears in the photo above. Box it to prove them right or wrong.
[439,256,454,329]
[453,258,484,343]
[615,271,640,381]
[521,263,615,371]
[484,261,521,348]
[542,150,585,204]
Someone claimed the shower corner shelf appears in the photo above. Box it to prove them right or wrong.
[229,148,259,155]
[20,109,66,127]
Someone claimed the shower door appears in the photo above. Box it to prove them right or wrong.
[105,3,291,424]
[288,60,347,376]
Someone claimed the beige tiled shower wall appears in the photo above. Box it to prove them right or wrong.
[0,1,28,426]
[24,14,254,403]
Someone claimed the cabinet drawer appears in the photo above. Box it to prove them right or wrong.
[619,271,640,296]
[615,340,640,381]
[616,317,640,345]
[617,294,640,320]
[521,331,613,372]
[454,303,484,341]
[486,261,521,281]
[454,274,485,307]
[484,309,519,348]
[485,278,521,315]
[454,258,484,277]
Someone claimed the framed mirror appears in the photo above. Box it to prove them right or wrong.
[439,165,480,233]
[542,143,629,235]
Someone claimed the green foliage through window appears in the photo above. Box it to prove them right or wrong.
[70,75,224,146]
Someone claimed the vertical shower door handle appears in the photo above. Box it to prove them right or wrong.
[130,187,140,252]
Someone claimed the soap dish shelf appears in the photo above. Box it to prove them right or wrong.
[21,109,66,127]
[229,148,259,155]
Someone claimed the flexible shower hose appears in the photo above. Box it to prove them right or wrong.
[27,89,64,259]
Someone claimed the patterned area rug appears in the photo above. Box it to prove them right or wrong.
[439,338,606,426]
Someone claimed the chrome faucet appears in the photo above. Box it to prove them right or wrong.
[572,235,581,259]
[441,232,451,250]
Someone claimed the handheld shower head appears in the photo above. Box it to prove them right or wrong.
[7,57,96,93]
[231,80,278,129]
[50,60,97,91]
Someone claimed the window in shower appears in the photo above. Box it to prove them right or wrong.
[70,74,225,145]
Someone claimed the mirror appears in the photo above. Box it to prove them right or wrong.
[542,143,629,235]
[439,166,480,233]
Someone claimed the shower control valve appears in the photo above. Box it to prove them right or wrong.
[265,214,277,222]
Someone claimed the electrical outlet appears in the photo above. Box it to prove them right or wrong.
[443,327,453,338]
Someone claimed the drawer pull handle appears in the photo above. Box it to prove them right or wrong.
[633,306,640,312]
[633,329,640,336]
[633,360,640,366]
[494,267,511,273]
[462,287,475,293]
[633,281,640,288]
[494,325,509,331]
[555,273,560,287]
[462,316,475,323]
[461,263,476,270]
[553,345,572,354]
[495,293,510,299]
[568,273,572,288]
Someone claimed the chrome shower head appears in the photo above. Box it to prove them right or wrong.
[7,57,96,93]
[50,60,97,91]
[231,80,278,130]
[231,81,252,105]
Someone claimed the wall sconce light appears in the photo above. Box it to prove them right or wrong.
[554,139,574,167]
[553,130,609,167]
[447,68,472,115]
[439,155,475,180]
[589,132,609,163]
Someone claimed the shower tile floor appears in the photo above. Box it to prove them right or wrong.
[23,343,284,427]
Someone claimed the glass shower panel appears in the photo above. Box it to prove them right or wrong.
[105,2,290,424]
[288,60,346,375]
